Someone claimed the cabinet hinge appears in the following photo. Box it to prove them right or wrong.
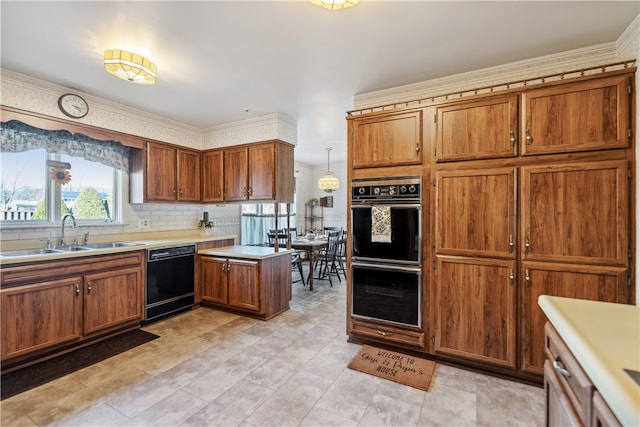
[432,239,436,248]
[432,178,436,187]
[628,128,632,139]
[628,248,632,259]
[628,84,633,95]
[432,261,436,271]
[628,276,632,287]
[431,335,435,345]
[433,114,437,123]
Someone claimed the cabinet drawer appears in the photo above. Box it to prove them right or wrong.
[545,323,593,424]
[351,319,425,350]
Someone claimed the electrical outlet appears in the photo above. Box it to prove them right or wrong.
[138,218,150,228]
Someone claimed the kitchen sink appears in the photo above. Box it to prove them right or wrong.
[83,241,141,249]
[58,245,93,252]
[0,248,64,258]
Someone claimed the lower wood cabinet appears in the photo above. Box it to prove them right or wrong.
[200,253,292,320]
[544,323,622,427]
[350,318,426,351]
[0,252,144,368]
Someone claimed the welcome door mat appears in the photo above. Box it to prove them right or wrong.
[348,345,436,391]
[1,329,159,400]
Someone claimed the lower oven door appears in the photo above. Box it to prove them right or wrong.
[351,263,421,328]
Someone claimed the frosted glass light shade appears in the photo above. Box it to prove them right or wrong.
[104,49,157,85]
[309,0,359,10]
[318,172,339,193]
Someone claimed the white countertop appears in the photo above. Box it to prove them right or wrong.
[199,245,294,260]
[538,295,640,426]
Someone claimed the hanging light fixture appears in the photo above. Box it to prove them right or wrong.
[318,148,339,193]
[104,49,157,85]
[309,0,359,10]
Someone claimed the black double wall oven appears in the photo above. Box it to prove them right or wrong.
[350,176,422,328]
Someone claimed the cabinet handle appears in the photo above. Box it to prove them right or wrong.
[172,189,177,194]
[227,264,230,272]
[377,330,392,337]
[525,129,532,145]
[76,284,80,296]
[524,269,530,285]
[509,235,515,252]
[87,281,92,294]
[415,143,420,153]
[509,268,514,284]
[221,264,226,271]
[247,187,253,196]
[179,189,183,195]
[553,358,571,379]
[524,237,531,253]
[510,131,516,147]
[241,187,246,197]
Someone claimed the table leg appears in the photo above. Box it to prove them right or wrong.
[307,250,314,291]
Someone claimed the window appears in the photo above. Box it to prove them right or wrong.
[1,120,128,226]
[1,149,122,225]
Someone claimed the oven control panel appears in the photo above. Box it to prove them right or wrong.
[351,177,421,203]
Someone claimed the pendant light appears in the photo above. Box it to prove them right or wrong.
[318,148,339,193]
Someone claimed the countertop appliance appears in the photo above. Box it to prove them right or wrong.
[350,176,422,327]
[145,244,196,323]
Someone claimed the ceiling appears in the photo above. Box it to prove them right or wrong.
[1,1,638,165]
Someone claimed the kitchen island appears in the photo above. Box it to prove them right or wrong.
[538,295,640,427]
[198,245,294,320]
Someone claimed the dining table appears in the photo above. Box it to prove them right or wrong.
[291,238,329,291]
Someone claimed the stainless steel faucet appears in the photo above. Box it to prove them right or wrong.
[60,214,77,247]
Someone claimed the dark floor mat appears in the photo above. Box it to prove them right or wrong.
[1,329,159,400]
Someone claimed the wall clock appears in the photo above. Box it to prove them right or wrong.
[57,93,89,119]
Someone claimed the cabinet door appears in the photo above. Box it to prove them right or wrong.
[177,148,201,202]
[545,360,583,427]
[435,256,516,369]
[436,95,518,161]
[228,259,261,312]
[83,267,142,336]
[224,146,248,201]
[248,143,276,200]
[521,160,628,266]
[521,74,630,155]
[202,149,224,202]
[201,256,228,304]
[1,277,83,360]
[436,168,516,258]
[592,391,622,427]
[521,262,628,374]
[351,110,422,168]
[146,142,177,201]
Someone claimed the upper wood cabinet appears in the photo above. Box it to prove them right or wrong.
[202,149,224,203]
[435,95,518,161]
[521,74,631,156]
[131,141,201,203]
[436,167,516,258]
[521,160,629,266]
[223,140,294,203]
[350,109,423,168]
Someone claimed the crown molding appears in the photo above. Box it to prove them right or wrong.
[202,112,297,148]
[354,42,621,109]
[616,13,639,61]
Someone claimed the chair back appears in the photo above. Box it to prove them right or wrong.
[267,232,288,247]
[326,230,341,256]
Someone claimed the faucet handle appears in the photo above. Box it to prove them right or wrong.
[40,238,53,250]
[83,231,90,245]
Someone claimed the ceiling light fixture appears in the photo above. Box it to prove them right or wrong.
[318,148,339,193]
[104,49,157,85]
[309,0,359,11]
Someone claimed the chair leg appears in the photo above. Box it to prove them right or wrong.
[297,262,306,286]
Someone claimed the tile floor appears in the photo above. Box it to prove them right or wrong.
[1,273,545,427]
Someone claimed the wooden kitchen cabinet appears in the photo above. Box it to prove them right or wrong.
[434,256,517,369]
[521,160,629,266]
[521,74,631,156]
[436,167,516,258]
[349,109,423,168]
[202,149,224,202]
[1,277,83,360]
[201,257,260,313]
[0,252,144,368]
[592,391,622,427]
[223,140,294,203]
[200,252,291,320]
[131,141,201,203]
[522,262,628,375]
[435,94,518,161]
[83,267,142,336]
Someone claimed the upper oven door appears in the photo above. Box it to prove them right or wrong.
[351,204,421,265]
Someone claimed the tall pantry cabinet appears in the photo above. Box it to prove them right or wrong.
[347,68,635,383]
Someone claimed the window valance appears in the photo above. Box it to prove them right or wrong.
[1,120,129,172]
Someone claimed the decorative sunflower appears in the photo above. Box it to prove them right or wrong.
[49,168,72,185]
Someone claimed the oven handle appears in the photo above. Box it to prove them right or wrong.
[352,262,421,274]
[351,204,421,209]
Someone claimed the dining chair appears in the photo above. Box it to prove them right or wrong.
[268,232,306,286]
[316,230,343,286]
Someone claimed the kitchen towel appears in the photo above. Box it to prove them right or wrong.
[371,205,392,243]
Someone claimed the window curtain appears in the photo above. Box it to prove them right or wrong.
[241,213,295,245]
[1,120,130,172]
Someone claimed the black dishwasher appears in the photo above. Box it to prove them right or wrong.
[145,244,195,322]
